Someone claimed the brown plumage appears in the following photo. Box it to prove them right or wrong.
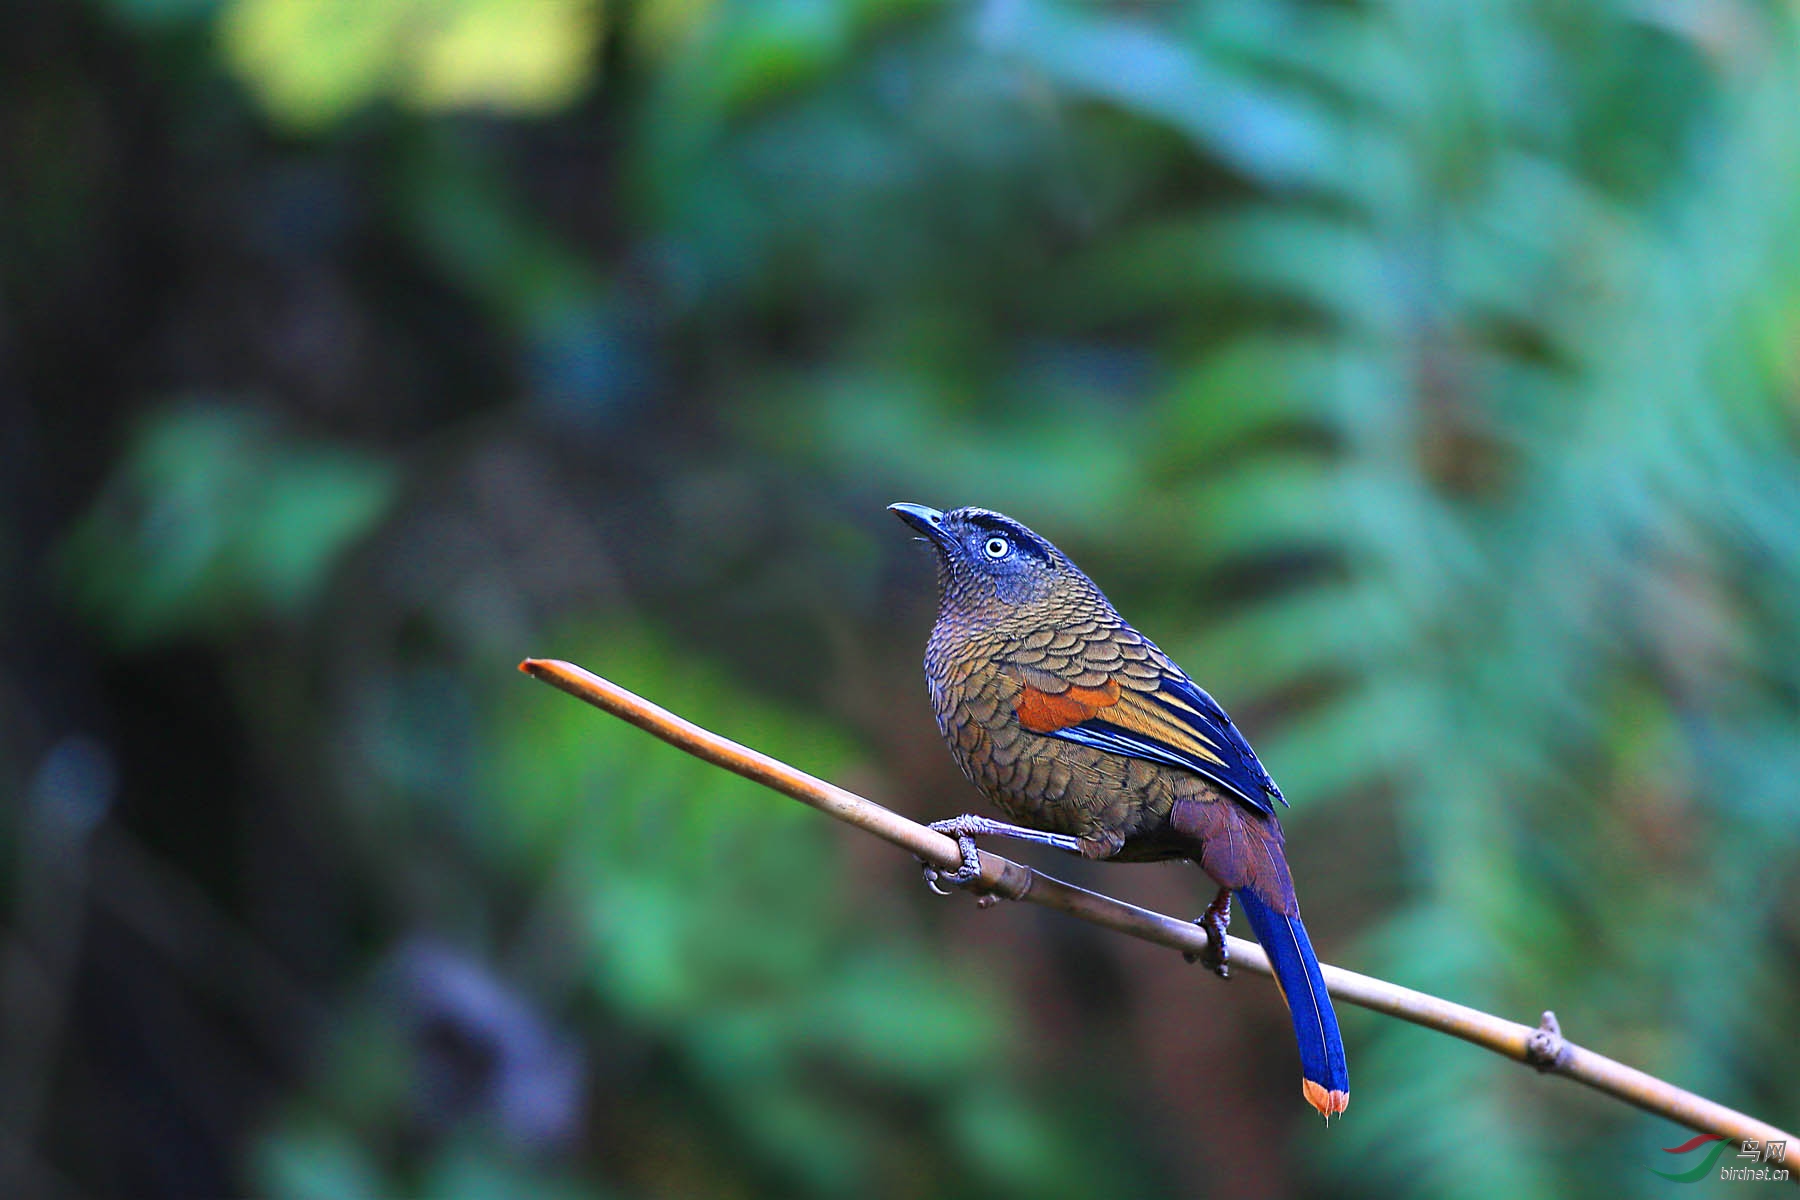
[892,502,1347,1119]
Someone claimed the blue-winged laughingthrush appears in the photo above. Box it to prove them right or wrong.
[891,502,1349,1120]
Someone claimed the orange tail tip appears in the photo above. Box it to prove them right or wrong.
[1303,1079,1350,1122]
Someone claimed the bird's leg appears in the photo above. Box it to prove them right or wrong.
[1182,887,1233,978]
[930,813,1085,853]
[919,813,1084,895]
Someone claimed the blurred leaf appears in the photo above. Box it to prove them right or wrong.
[219,0,605,131]
[254,1123,387,1200]
[59,404,395,646]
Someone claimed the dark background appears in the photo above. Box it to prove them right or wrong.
[4,1,1799,1197]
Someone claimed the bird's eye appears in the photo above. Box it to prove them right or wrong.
[983,536,1010,559]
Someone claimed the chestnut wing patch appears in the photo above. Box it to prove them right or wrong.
[1015,668,1283,817]
[1016,679,1121,733]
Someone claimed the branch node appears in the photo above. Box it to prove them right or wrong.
[1525,1010,1571,1074]
[920,847,1033,906]
[990,858,1036,902]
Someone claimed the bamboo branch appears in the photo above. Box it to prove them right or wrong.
[520,657,1799,1167]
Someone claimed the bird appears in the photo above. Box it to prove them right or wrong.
[889,501,1348,1120]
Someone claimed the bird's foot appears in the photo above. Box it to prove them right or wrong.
[920,815,986,895]
[1182,887,1233,978]
[919,814,1083,899]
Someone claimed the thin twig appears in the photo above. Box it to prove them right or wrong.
[521,657,1799,1166]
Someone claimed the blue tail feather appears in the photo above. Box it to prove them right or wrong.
[1237,889,1349,1119]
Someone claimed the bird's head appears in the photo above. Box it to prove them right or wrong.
[888,503,1098,620]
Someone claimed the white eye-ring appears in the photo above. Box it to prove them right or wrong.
[983,536,1010,559]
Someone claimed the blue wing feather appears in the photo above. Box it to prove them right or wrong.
[1153,672,1285,807]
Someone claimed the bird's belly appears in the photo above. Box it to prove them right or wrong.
[933,674,1177,849]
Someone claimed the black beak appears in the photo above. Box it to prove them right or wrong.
[888,502,950,546]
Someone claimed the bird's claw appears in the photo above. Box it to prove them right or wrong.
[1183,925,1230,978]
[921,815,992,896]
[920,830,983,895]
[1183,888,1233,978]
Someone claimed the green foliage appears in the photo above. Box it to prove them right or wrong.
[61,405,396,645]
[29,0,1800,1197]
[603,2,1800,1195]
